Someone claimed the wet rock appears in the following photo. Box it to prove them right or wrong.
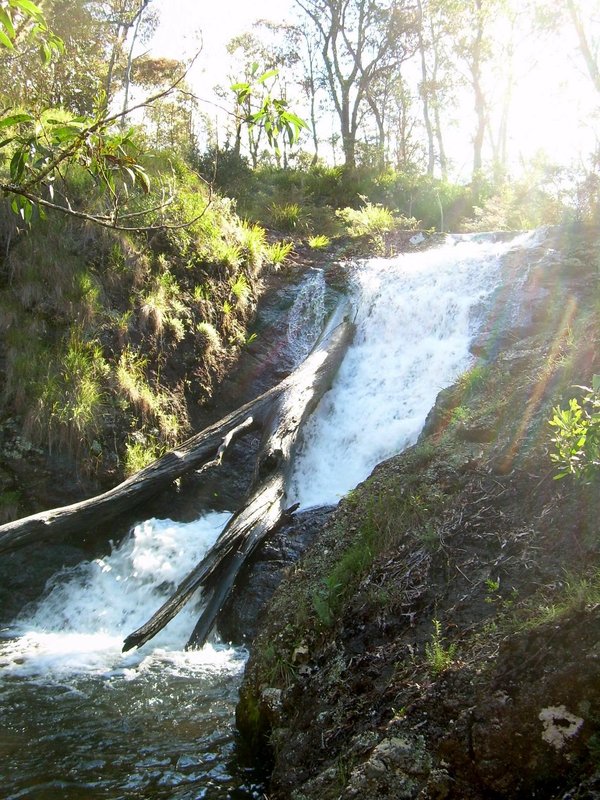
[0,542,86,622]
[219,507,334,644]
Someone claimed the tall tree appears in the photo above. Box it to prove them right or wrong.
[293,0,418,167]
[566,0,600,96]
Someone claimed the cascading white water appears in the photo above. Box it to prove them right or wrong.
[285,267,327,365]
[0,513,236,678]
[0,231,540,799]
[289,232,538,508]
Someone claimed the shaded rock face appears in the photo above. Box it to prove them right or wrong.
[220,507,334,644]
[236,224,600,799]
[0,543,86,622]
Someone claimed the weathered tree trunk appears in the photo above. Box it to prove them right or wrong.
[0,400,267,555]
[123,305,355,651]
[0,308,353,558]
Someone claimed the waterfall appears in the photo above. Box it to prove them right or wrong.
[0,513,236,678]
[285,267,327,365]
[289,232,539,508]
[0,231,541,799]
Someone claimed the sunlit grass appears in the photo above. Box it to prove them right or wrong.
[266,240,294,268]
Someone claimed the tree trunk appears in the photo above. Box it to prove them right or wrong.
[0,308,353,558]
[122,304,355,651]
[417,0,435,177]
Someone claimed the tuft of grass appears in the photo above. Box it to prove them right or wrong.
[230,273,251,308]
[139,270,181,337]
[24,330,109,462]
[0,489,21,523]
[308,234,330,249]
[336,199,395,237]
[520,571,600,631]
[425,618,457,674]
[123,436,165,476]
[311,479,446,624]
[263,643,298,687]
[266,240,294,268]
[116,350,182,445]
[238,221,267,273]
[213,240,243,271]
[196,321,222,352]
[269,202,310,232]
[456,363,490,396]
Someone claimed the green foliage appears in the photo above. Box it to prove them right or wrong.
[1,107,151,225]
[196,321,222,352]
[123,436,164,476]
[231,64,307,155]
[0,0,63,61]
[520,571,600,631]
[549,378,600,481]
[28,329,109,460]
[263,643,298,687]
[265,240,294,267]
[311,478,446,626]
[456,363,490,396]
[336,199,395,237]
[307,234,330,249]
[269,201,310,232]
[425,618,457,674]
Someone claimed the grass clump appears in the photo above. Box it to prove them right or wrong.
[336,199,395,237]
[266,240,294,268]
[311,478,446,625]
[123,436,165,476]
[196,321,222,352]
[269,202,310,232]
[307,234,330,249]
[425,618,457,674]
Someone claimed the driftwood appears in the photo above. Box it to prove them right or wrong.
[0,306,352,557]
[123,304,355,651]
[0,303,354,649]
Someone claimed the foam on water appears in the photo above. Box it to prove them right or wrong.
[289,232,538,509]
[0,511,243,680]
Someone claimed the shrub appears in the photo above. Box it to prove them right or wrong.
[549,377,600,482]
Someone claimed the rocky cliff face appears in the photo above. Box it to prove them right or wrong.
[237,224,600,799]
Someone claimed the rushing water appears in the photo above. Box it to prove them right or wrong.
[0,232,540,799]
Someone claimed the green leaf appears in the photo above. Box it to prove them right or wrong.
[257,68,279,84]
[0,8,15,39]
[9,0,44,22]
[51,124,85,143]
[9,148,27,181]
[132,165,150,193]
[10,193,33,223]
[0,29,14,49]
[0,112,34,128]
[39,41,52,63]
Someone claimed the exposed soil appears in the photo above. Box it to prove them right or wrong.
[236,223,600,799]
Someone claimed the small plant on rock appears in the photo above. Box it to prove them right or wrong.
[425,618,456,674]
[549,377,600,482]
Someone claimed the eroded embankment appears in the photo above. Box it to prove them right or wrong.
[237,224,600,799]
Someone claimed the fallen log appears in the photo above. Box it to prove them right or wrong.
[123,304,355,651]
[0,305,352,556]
[0,399,267,555]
